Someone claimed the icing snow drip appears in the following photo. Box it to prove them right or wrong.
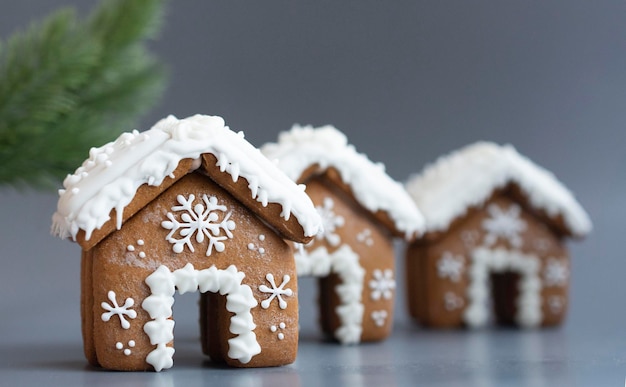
[142,263,260,371]
[405,142,592,238]
[51,114,321,242]
[261,125,425,240]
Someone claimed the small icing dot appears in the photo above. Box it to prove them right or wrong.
[71,187,80,194]
[258,248,265,254]
[248,243,255,250]
[81,171,89,178]
[137,240,144,245]
[139,252,146,258]
[124,349,131,356]
[279,322,286,329]
[270,325,277,332]
[128,340,135,347]
[278,333,285,340]
[116,342,123,350]
[127,245,135,252]
[259,234,265,241]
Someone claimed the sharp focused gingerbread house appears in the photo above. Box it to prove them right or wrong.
[262,126,424,343]
[52,115,322,371]
[404,142,591,328]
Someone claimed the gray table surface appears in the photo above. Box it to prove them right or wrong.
[2,311,624,387]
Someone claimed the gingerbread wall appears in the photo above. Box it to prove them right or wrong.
[301,175,396,342]
[406,193,570,328]
[82,172,299,370]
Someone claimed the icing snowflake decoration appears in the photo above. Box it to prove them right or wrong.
[161,194,236,256]
[369,269,396,301]
[101,291,137,329]
[437,252,465,282]
[259,273,294,309]
[543,258,569,287]
[371,310,388,327]
[315,197,345,246]
[482,203,527,248]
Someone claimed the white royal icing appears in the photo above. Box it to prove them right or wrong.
[443,292,464,311]
[161,193,236,256]
[437,252,465,283]
[547,295,566,315]
[464,247,542,328]
[481,203,527,248]
[543,258,569,287]
[259,273,293,309]
[126,239,147,258]
[370,310,388,327]
[315,197,345,247]
[51,114,321,242]
[247,234,267,254]
[101,291,137,330]
[356,228,374,247]
[116,340,136,356]
[369,269,395,301]
[261,125,425,240]
[270,322,287,340]
[142,263,260,371]
[296,245,365,344]
[405,142,592,238]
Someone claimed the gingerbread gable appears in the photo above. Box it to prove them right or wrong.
[261,125,425,240]
[405,142,591,239]
[52,115,322,249]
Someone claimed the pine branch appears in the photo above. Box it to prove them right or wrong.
[0,0,167,190]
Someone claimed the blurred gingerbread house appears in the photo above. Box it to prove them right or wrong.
[262,125,424,343]
[404,142,591,328]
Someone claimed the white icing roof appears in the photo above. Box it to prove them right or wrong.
[52,114,322,241]
[261,125,425,240]
[405,141,592,237]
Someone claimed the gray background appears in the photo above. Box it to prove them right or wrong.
[1,1,625,385]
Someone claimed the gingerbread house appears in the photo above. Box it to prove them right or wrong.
[51,115,322,371]
[404,142,591,328]
[261,125,424,343]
